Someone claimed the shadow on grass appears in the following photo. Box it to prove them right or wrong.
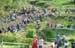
[62,2,75,5]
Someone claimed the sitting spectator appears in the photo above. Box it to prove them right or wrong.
[43,42,47,48]
[27,18,30,24]
[20,7,27,14]
[7,26,12,32]
[16,23,22,31]
[50,42,55,48]
[0,28,2,33]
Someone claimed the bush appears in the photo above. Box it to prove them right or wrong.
[29,0,38,5]
[38,28,56,42]
[26,29,36,38]
[36,2,45,7]
[24,38,32,45]
[0,33,17,42]
[0,32,33,47]
[69,39,75,42]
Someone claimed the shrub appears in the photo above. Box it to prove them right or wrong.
[24,38,32,45]
[0,33,17,42]
[69,39,75,42]
[38,27,56,42]
[26,29,36,38]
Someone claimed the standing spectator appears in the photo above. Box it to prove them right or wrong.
[39,37,44,48]
[57,41,60,48]
[56,33,60,42]
[32,35,38,48]
[61,34,67,45]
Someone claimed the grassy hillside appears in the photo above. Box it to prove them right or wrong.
[0,0,75,48]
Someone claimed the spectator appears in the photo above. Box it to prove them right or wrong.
[71,40,75,48]
[16,23,22,31]
[50,42,55,48]
[32,35,38,48]
[43,42,47,48]
[0,28,2,33]
[57,41,60,48]
[39,37,44,48]
[7,26,13,32]
[56,33,60,42]
[10,25,16,33]
[61,34,67,45]
[21,7,27,14]
[64,41,69,48]
[55,42,57,48]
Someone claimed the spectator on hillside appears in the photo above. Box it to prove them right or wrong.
[11,25,16,32]
[0,28,2,33]
[20,7,27,14]
[36,20,41,32]
[55,42,57,48]
[25,17,30,24]
[12,11,17,18]
[32,35,38,48]
[50,42,55,48]
[56,33,60,42]
[43,42,47,48]
[31,5,36,13]
[39,37,44,48]
[57,41,60,48]
[16,23,22,31]
[1,27,5,33]
[71,40,75,48]
[61,34,67,45]
[7,26,12,32]
[22,19,26,25]
[64,41,69,48]
[39,15,43,22]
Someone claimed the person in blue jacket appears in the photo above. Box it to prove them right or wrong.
[56,33,60,42]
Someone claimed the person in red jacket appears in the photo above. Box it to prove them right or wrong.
[32,35,38,48]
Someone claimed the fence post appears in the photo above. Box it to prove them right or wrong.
[1,38,3,48]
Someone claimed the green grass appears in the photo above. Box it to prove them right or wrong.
[0,45,21,48]
[0,0,75,47]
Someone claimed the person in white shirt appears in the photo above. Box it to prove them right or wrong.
[39,37,44,48]
[64,41,69,48]
[62,34,67,45]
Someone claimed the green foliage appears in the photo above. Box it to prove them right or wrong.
[0,0,30,17]
[0,33,16,42]
[37,27,56,41]
[26,29,36,38]
[23,38,32,44]
[0,32,33,44]
[69,39,75,42]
